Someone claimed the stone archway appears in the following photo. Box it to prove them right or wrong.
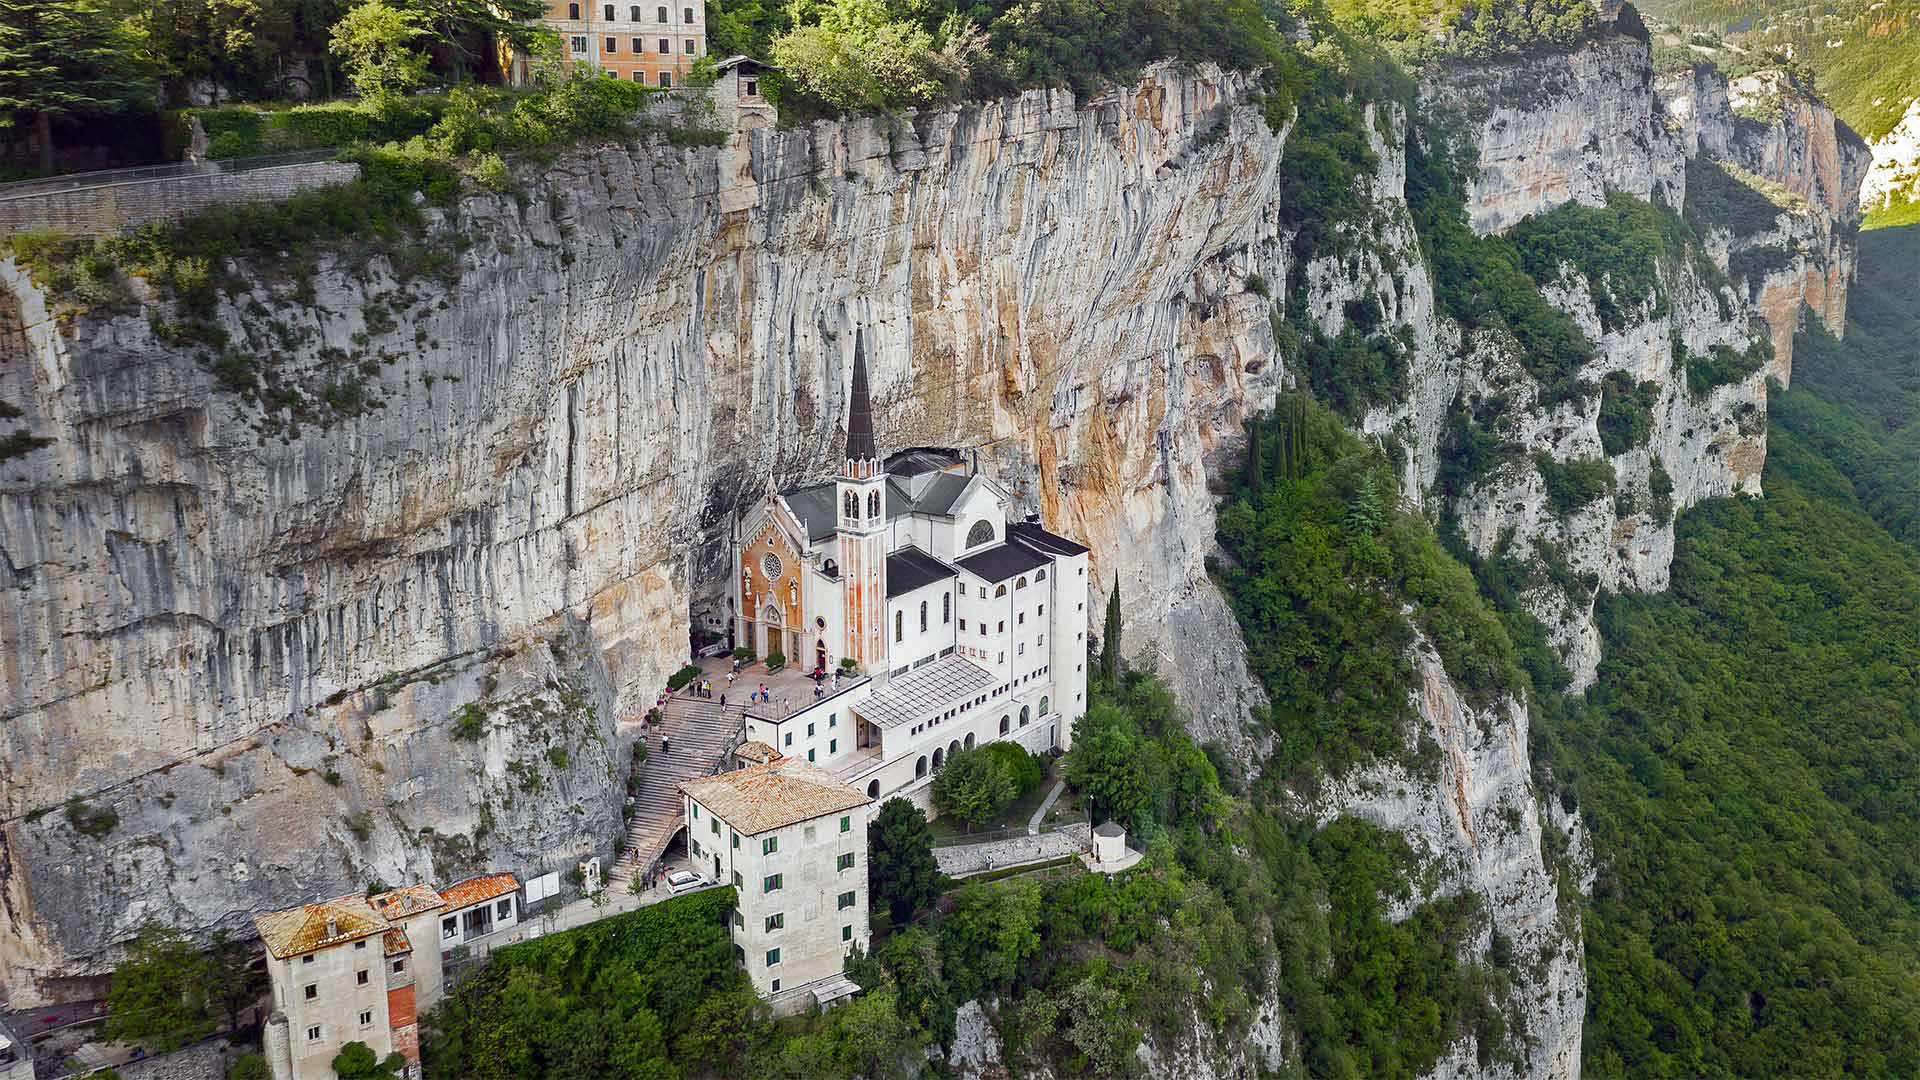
[916,755,929,778]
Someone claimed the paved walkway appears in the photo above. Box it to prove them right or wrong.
[934,823,1090,877]
[1027,779,1067,835]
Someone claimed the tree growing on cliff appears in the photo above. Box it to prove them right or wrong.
[0,0,155,174]
[1098,577,1122,685]
[102,923,215,1052]
[931,745,1017,829]
[769,0,941,111]
[868,798,943,924]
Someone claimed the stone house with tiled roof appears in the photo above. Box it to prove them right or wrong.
[680,758,873,1011]
[256,875,520,1080]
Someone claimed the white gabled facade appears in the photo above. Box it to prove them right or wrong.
[726,334,1092,808]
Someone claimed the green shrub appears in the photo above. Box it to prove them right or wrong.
[1686,338,1770,396]
[666,664,701,691]
[1535,453,1616,515]
[1648,458,1675,524]
[451,702,488,740]
[65,798,119,838]
[1596,371,1660,455]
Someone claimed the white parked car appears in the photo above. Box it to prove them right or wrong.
[665,870,706,894]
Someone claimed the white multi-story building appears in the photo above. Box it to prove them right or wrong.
[680,757,872,1011]
[530,0,706,86]
[727,332,1092,805]
[254,876,521,1080]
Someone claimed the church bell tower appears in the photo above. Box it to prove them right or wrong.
[837,332,888,671]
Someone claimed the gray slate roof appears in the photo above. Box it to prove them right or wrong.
[956,537,1053,583]
[887,547,957,599]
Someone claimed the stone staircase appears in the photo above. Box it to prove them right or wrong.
[609,694,745,890]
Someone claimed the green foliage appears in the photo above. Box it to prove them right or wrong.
[330,0,432,104]
[451,702,487,740]
[1294,319,1412,421]
[1099,577,1121,685]
[1214,393,1524,781]
[1782,224,1920,544]
[1597,371,1660,455]
[867,798,943,923]
[1682,155,1805,236]
[331,1041,407,1080]
[226,1054,270,1080]
[1648,458,1675,524]
[1407,117,1597,402]
[1684,337,1770,396]
[190,97,449,159]
[1538,427,1920,1077]
[1506,191,1708,334]
[421,888,744,1080]
[65,797,119,838]
[979,740,1046,795]
[103,924,216,1052]
[769,0,942,111]
[1064,671,1221,835]
[0,0,157,172]
[932,744,1019,827]
[666,664,701,691]
[1535,453,1616,516]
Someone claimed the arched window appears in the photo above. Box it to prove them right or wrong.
[894,611,903,642]
[998,715,1010,734]
[630,4,640,17]
[844,490,857,519]
[867,779,880,798]
[683,5,694,20]
[919,601,928,632]
[867,490,880,518]
[932,748,943,769]
[823,559,838,577]
[964,733,975,749]
[602,3,613,18]
[1015,576,1027,590]
[656,4,667,19]
[568,2,579,17]
[1040,695,1049,715]
[965,520,994,548]
[916,756,928,778]
[1020,705,1031,727]
[994,584,1007,598]
[942,593,950,624]
[1036,568,1047,582]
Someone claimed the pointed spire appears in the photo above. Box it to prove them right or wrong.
[845,331,877,465]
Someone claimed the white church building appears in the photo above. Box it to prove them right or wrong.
[725,332,1091,806]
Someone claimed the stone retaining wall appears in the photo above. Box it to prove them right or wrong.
[0,161,360,235]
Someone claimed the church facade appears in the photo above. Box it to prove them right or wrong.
[726,334,1091,804]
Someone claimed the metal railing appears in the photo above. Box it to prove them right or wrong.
[0,149,342,202]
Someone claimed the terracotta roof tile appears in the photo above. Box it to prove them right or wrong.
[736,740,780,764]
[382,927,413,956]
[369,883,446,920]
[253,894,388,960]
[439,873,519,910]
[680,758,872,836]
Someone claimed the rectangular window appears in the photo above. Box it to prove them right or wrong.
[763,874,784,892]
[842,924,853,941]
[692,804,699,818]
[570,35,587,54]
[302,954,314,964]
[684,37,695,52]
[837,890,856,910]
[497,899,512,920]
[959,619,967,631]
[658,36,670,51]
[765,913,784,931]
[732,870,743,888]
[304,984,318,1001]
[1039,604,1045,616]
[354,940,367,950]
[807,722,815,737]
[808,749,815,762]
[1018,613,1025,625]
[307,1026,322,1042]
[732,832,740,849]
[766,948,781,966]
[829,739,837,753]
[691,838,702,858]
[840,815,851,833]
[829,714,837,727]
[633,36,644,51]
[659,69,671,87]
[356,969,369,986]
[710,818,719,835]
[784,732,792,746]
[605,36,617,51]
[837,852,855,871]
[763,836,778,855]
[359,1010,373,1028]
[997,620,1005,632]
[603,3,614,16]
[392,959,406,973]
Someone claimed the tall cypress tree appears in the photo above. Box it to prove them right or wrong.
[1100,576,1122,684]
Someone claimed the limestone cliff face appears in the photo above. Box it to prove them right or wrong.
[0,24,1860,1077]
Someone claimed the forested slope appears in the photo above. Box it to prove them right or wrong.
[1517,224,1920,1076]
